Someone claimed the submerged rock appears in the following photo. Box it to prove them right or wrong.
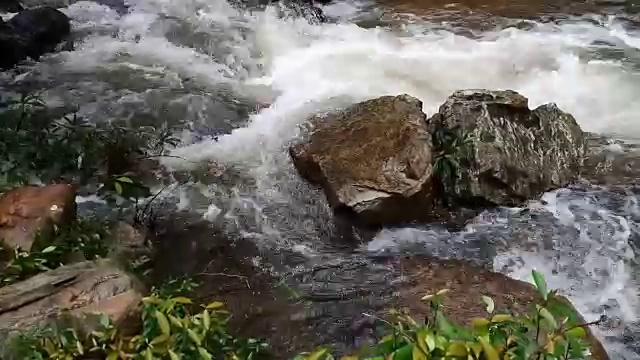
[0,184,77,252]
[0,6,70,69]
[290,95,435,226]
[429,89,586,207]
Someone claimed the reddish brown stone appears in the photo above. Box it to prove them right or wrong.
[0,184,77,252]
[0,260,141,337]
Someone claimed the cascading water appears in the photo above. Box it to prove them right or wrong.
[3,0,640,357]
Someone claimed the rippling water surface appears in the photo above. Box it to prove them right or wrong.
[3,0,640,357]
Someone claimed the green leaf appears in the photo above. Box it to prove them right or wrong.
[197,347,212,360]
[150,334,169,345]
[203,310,211,330]
[471,317,490,329]
[532,270,549,301]
[171,296,193,304]
[106,352,119,360]
[41,246,57,254]
[205,301,224,310]
[537,305,558,329]
[393,344,414,360]
[187,329,201,346]
[306,347,330,360]
[435,312,457,338]
[565,326,587,339]
[116,176,134,184]
[412,343,427,360]
[114,182,123,195]
[415,329,429,354]
[168,350,181,360]
[446,342,468,357]
[478,336,500,360]
[155,310,171,336]
[491,314,513,323]
[482,296,495,314]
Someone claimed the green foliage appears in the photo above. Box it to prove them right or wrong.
[0,92,180,191]
[295,270,595,360]
[8,278,270,360]
[431,124,473,207]
[0,217,111,286]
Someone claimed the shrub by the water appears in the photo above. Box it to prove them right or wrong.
[6,271,598,360]
[0,93,599,360]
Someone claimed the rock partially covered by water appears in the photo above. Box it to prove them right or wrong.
[0,6,70,70]
[429,89,586,207]
[290,95,435,226]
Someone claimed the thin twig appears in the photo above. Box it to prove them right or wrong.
[198,272,251,289]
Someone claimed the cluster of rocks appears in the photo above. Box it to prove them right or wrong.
[0,184,148,350]
[0,88,612,359]
[0,1,71,70]
[290,89,587,227]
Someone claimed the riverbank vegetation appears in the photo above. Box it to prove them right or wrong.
[0,93,598,359]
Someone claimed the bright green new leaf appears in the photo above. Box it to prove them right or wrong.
[197,347,212,360]
[565,326,587,339]
[171,296,193,304]
[187,329,201,346]
[154,310,171,336]
[203,310,211,330]
[205,301,224,310]
[532,270,549,301]
[537,305,558,329]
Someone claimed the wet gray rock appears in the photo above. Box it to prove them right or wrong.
[429,89,586,207]
[0,6,70,69]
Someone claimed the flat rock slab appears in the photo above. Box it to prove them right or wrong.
[0,260,141,337]
[0,184,76,252]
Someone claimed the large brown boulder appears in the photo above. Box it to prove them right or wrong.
[290,95,434,226]
[428,89,586,207]
[0,184,77,252]
[0,260,142,344]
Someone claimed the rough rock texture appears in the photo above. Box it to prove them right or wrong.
[144,212,610,359]
[0,260,141,339]
[429,89,586,207]
[397,257,609,360]
[581,133,640,186]
[290,95,434,226]
[0,184,77,252]
[109,222,151,268]
[0,6,70,69]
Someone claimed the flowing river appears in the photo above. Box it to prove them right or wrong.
[2,0,640,357]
